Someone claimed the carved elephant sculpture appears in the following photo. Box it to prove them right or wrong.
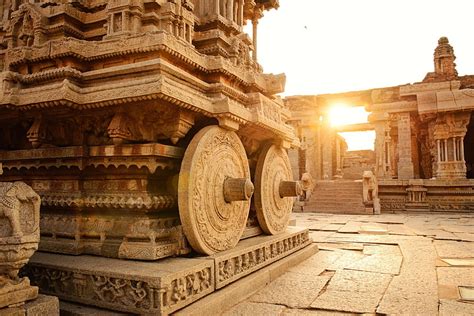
[362,170,378,204]
[0,182,40,237]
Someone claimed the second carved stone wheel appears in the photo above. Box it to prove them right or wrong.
[178,126,253,255]
[254,143,301,235]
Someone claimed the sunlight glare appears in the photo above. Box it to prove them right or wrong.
[339,131,375,151]
[328,104,369,127]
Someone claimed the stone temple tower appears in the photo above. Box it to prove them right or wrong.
[425,37,458,82]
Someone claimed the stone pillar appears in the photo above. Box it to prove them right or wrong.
[397,112,414,179]
[321,117,333,179]
[374,119,393,179]
[252,17,258,62]
[334,136,342,178]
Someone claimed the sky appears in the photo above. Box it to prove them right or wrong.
[247,0,474,150]
[252,0,474,96]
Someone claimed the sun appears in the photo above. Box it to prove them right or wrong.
[328,103,369,127]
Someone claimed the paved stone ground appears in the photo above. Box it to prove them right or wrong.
[223,212,474,315]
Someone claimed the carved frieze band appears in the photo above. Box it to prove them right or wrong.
[215,229,310,288]
[24,264,214,315]
[40,193,176,210]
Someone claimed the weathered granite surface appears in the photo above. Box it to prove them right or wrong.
[225,213,474,315]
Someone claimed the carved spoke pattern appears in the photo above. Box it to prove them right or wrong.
[254,144,293,235]
[178,126,251,255]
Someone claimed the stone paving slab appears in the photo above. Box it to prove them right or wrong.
[310,270,391,313]
[434,240,474,258]
[432,230,461,240]
[441,258,474,266]
[326,233,399,244]
[454,232,474,241]
[439,299,474,316]
[443,224,474,233]
[222,302,286,316]
[337,221,363,233]
[438,267,474,300]
[362,244,401,256]
[309,231,336,242]
[316,242,364,252]
[386,224,416,235]
[325,250,366,270]
[320,224,345,231]
[288,250,342,276]
[346,254,402,275]
[225,213,474,315]
[282,308,359,315]
[370,215,407,224]
[249,272,331,308]
[308,222,331,230]
[376,239,439,315]
[358,223,388,235]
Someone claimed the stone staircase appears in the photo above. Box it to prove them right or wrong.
[303,180,372,214]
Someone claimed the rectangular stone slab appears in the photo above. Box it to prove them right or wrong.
[25,253,214,315]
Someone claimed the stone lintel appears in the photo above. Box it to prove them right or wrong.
[369,101,417,114]
[399,81,461,96]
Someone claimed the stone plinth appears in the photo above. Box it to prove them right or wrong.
[24,227,312,315]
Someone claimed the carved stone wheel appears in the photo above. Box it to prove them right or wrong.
[254,143,301,235]
[178,125,253,255]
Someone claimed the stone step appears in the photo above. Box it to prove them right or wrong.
[305,205,366,211]
[304,204,369,210]
[306,180,366,215]
[314,189,361,193]
[303,208,369,215]
[310,196,363,201]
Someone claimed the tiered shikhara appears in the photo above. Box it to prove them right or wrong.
[0,0,301,263]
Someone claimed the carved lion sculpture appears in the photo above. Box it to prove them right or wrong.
[0,182,40,237]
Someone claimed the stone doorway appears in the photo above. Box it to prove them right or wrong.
[465,112,474,178]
